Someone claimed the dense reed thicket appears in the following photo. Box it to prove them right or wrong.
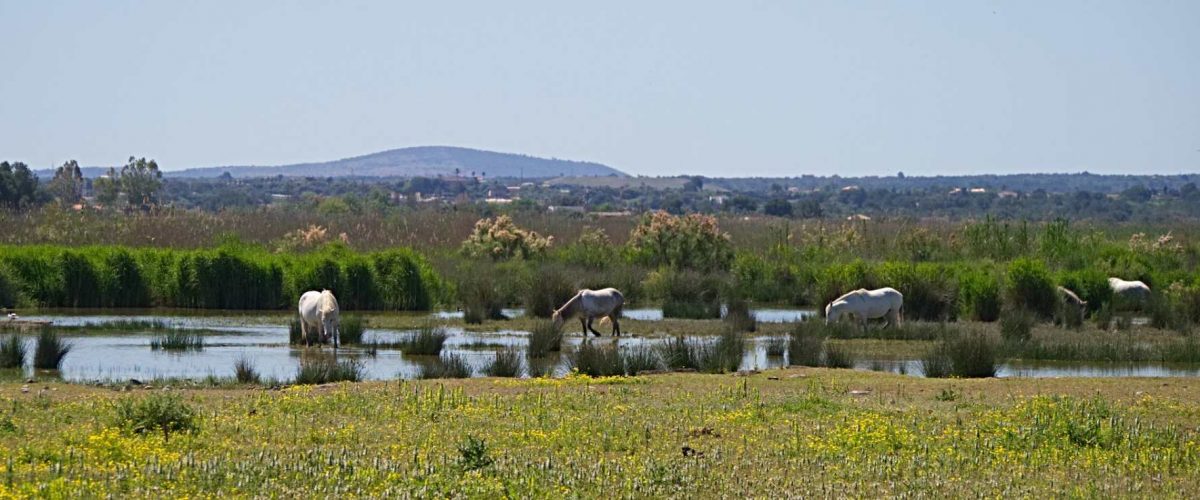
[0,243,440,310]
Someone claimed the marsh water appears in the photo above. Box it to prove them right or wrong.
[4,310,1200,382]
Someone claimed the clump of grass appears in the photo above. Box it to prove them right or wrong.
[764,337,787,357]
[485,348,523,377]
[527,320,563,358]
[113,393,198,442]
[457,435,494,472]
[571,342,625,377]
[925,330,998,378]
[234,356,260,384]
[523,267,576,318]
[401,323,449,356]
[0,336,26,369]
[33,329,70,370]
[293,355,364,384]
[77,319,174,331]
[289,317,305,345]
[696,329,744,373]
[620,346,663,374]
[787,322,827,367]
[723,297,757,332]
[150,331,204,351]
[1000,308,1035,343]
[1093,302,1114,331]
[526,358,555,378]
[339,315,366,345]
[458,272,507,325]
[417,354,472,379]
[823,343,855,369]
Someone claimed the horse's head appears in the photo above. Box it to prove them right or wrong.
[825,302,841,325]
[551,309,564,330]
[320,310,339,341]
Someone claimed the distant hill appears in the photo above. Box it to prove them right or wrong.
[169,146,626,179]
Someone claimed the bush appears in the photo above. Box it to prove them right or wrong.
[293,355,364,384]
[113,393,198,442]
[460,215,552,260]
[527,320,563,358]
[485,348,523,377]
[958,268,1001,322]
[417,354,472,379]
[150,331,204,351]
[646,268,722,319]
[0,265,17,308]
[523,266,576,318]
[0,336,25,369]
[878,262,957,321]
[234,356,260,384]
[1005,258,1057,318]
[1000,308,1035,343]
[627,211,733,271]
[402,323,448,356]
[33,329,70,370]
[920,347,952,378]
[1057,269,1112,314]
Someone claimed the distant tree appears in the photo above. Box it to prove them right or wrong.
[48,160,85,205]
[1121,184,1152,203]
[683,177,704,192]
[727,195,757,213]
[763,198,793,217]
[796,199,824,219]
[0,161,39,209]
[120,157,163,207]
[93,167,121,206]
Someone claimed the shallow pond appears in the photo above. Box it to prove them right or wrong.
[433,307,816,322]
[4,312,1198,382]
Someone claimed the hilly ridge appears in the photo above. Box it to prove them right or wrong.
[169,146,626,179]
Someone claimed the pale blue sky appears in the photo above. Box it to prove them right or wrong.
[2,1,1197,177]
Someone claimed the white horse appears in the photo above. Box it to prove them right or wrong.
[552,288,625,337]
[1109,277,1150,306]
[298,290,341,348]
[825,287,904,329]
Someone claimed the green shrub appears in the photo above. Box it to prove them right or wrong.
[485,348,523,377]
[1057,269,1112,314]
[0,264,17,308]
[958,268,1001,322]
[527,320,563,358]
[878,262,957,321]
[457,268,507,324]
[927,331,998,378]
[460,215,552,260]
[0,336,25,369]
[787,322,827,367]
[457,436,495,472]
[1005,258,1056,318]
[723,295,757,333]
[620,346,663,375]
[920,347,952,378]
[647,268,722,319]
[113,393,198,442]
[33,329,70,370]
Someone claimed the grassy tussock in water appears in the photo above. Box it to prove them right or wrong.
[418,354,472,379]
[233,356,260,384]
[0,336,25,369]
[338,315,366,345]
[923,330,998,378]
[33,329,69,370]
[401,323,449,356]
[150,331,204,351]
[293,355,364,385]
[485,348,523,378]
[526,320,562,358]
[657,330,744,373]
[787,321,857,368]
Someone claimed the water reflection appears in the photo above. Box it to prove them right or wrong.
[5,313,1196,382]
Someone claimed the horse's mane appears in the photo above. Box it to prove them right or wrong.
[555,291,583,318]
[319,290,339,314]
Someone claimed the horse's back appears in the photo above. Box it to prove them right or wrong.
[299,291,322,322]
[1109,278,1150,297]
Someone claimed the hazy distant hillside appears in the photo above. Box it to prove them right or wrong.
[169,146,626,179]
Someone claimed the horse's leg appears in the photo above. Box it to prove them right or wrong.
[580,318,588,337]
[612,316,621,337]
[587,317,602,337]
[300,321,309,347]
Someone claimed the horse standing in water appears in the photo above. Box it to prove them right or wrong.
[553,288,625,337]
[298,290,342,348]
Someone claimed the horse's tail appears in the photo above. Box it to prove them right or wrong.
[600,303,623,326]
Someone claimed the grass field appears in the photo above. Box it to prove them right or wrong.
[2,369,1199,497]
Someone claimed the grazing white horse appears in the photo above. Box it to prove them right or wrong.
[825,287,904,329]
[552,288,625,337]
[1057,286,1088,321]
[1109,277,1150,305]
[298,290,342,348]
